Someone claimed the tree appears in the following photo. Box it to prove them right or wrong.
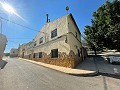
[4,53,10,56]
[84,0,120,51]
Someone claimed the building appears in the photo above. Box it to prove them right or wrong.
[18,41,34,58]
[19,14,87,68]
[10,48,18,57]
[0,33,7,60]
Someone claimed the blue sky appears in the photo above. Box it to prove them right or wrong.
[0,0,107,53]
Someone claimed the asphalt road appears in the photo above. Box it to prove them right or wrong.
[0,58,120,90]
[95,56,120,75]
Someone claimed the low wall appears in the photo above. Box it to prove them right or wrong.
[21,56,81,68]
[20,51,84,68]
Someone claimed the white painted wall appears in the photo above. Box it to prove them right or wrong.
[65,14,82,56]
[34,15,68,46]
[10,48,18,57]
[19,14,82,58]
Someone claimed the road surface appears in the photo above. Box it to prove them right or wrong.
[0,58,120,90]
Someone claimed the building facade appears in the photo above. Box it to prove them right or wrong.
[0,33,7,60]
[19,14,87,68]
[10,48,18,57]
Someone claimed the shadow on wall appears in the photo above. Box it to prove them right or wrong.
[0,60,8,69]
[21,50,87,68]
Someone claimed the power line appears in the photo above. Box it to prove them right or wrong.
[0,16,39,32]
[8,40,21,44]
[8,38,33,39]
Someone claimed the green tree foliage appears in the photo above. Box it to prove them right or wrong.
[84,0,120,51]
[4,53,10,56]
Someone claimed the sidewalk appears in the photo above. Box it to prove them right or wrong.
[19,57,98,76]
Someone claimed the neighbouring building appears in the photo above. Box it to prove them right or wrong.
[10,48,18,57]
[0,33,7,60]
[18,14,87,68]
[18,41,34,58]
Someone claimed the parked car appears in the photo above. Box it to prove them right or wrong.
[107,56,120,64]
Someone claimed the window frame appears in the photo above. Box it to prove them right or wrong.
[39,37,43,44]
[39,52,42,58]
[51,49,58,58]
[34,41,37,46]
[51,29,57,38]
[33,53,35,58]
[78,49,80,57]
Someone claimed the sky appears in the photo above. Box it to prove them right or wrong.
[0,0,107,53]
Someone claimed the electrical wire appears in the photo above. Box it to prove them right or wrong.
[0,16,39,32]
[8,38,33,39]
[8,40,22,44]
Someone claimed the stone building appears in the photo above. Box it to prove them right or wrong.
[10,48,18,57]
[19,14,87,68]
[0,33,7,60]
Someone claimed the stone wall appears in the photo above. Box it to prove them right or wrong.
[20,51,82,68]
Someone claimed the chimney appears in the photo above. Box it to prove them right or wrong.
[46,14,49,23]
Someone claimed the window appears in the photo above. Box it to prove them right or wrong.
[34,41,37,46]
[39,37,43,44]
[51,29,57,38]
[33,53,38,58]
[51,49,58,58]
[29,54,31,58]
[78,49,80,57]
[33,53,35,58]
[39,52,42,58]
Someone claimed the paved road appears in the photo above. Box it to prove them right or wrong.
[95,56,120,75]
[0,58,120,90]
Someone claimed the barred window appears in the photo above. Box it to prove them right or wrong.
[33,53,38,58]
[51,49,58,58]
[39,37,43,44]
[34,41,37,46]
[39,52,42,58]
[51,29,57,38]
[78,49,80,57]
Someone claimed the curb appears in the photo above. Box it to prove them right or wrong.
[19,58,98,76]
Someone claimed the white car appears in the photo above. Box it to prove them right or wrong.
[108,56,120,64]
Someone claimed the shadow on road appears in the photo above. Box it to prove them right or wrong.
[98,72,120,79]
[94,56,120,79]
[75,57,97,71]
[0,60,8,69]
